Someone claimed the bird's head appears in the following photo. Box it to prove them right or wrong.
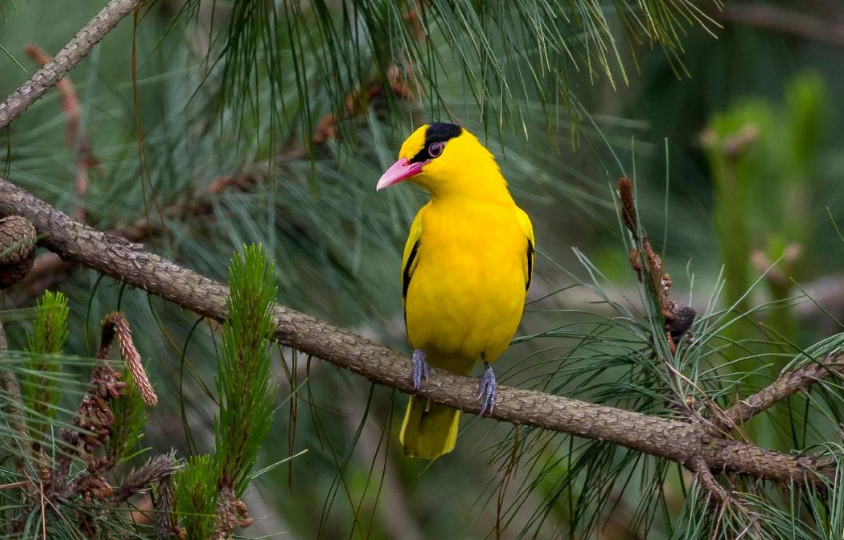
[376,123,507,200]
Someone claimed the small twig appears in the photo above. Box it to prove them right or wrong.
[749,243,801,289]
[700,124,759,161]
[618,178,695,355]
[618,177,697,416]
[155,474,176,540]
[24,44,99,223]
[692,458,769,539]
[710,497,727,540]
[692,456,729,503]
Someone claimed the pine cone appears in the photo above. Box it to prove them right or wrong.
[0,215,36,288]
[668,306,697,338]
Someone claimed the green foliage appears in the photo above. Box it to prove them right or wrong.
[175,455,219,540]
[174,245,279,539]
[5,2,844,539]
[189,0,718,140]
[702,73,828,346]
[22,291,68,439]
[106,366,148,466]
[476,213,844,539]
[215,244,278,494]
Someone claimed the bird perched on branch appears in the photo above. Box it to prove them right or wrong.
[376,123,534,459]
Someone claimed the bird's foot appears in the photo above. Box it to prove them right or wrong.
[478,363,497,416]
[411,349,430,392]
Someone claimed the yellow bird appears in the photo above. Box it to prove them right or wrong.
[376,123,535,459]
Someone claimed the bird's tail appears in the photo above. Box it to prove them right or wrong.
[399,396,460,459]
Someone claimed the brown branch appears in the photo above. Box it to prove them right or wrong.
[13,165,271,300]
[0,0,145,130]
[717,352,844,431]
[0,177,832,486]
[692,456,728,503]
[719,3,844,48]
[0,6,832,484]
[618,178,695,354]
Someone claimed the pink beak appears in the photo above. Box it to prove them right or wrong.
[376,158,425,191]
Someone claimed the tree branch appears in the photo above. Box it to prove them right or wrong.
[0,0,145,130]
[719,3,844,48]
[11,164,271,300]
[717,352,844,431]
[0,0,833,486]
[0,177,831,485]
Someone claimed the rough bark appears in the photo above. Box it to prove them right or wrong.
[0,0,145,130]
[0,177,831,485]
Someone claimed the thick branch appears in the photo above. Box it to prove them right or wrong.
[0,0,144,130]
[0,177,830,485]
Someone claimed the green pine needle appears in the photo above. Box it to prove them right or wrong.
[22,291,68,439]
[215,243,279,495]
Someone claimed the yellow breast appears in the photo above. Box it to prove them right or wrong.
[404,199,527,374]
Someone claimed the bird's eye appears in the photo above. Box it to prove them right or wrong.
[428,142,444,158]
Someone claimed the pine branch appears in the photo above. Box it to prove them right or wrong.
[12,164,273,301]
[716,352,844,431]
[0,0,145,129]
[0,176,833,486]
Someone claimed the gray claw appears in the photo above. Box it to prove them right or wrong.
[478,363,497,416]
[412,349,429,391]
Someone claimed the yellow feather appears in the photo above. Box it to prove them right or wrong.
[395,124,534,459]
[399,397,460,459]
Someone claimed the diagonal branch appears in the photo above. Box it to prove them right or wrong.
[0,0,145,130]
[716,352,844,431]
[0,176,831,486]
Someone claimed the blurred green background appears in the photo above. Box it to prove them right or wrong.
[3,0,844,538]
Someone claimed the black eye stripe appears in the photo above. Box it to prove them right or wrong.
[408,122,462,163]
